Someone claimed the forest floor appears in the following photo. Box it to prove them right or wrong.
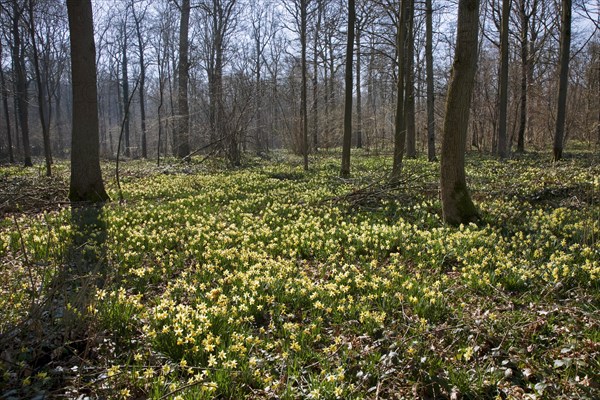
[0,147,598,399]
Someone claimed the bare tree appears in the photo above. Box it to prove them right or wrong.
[199,0,240,165]
[390,0,408,183]
[282,0,312,167]
[426,0,436,161]
[249,0,277,154]
[27,0,52,176]
[175,0,191,158]
[119,14,132,158]
[150,3,171,164]
[355,4,363,149]
[311,0,323,152]
[405,0,416,159]
[553,0,571,161]
[340,0,356,178]
[0,37,14,163]
[497,0,510,159]
[66,0,109,202]
[131,0,149,158]
[440,0,480,225]
[10,1,32,166]
[515,0,532,152]
[320,1,344,149]
[301,0,309,170]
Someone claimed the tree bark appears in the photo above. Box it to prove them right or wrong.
[67,0,109,203]
[526,0,537,147]
[312,0,323,152]
[121,27,131,158]
[440,0,480,225]
[55,84,64,157]
[405,0,416,159]
[497,0,510,159]
[132,1,147,158]
[553,0,571,161]
[0,40,14,163]
[158,73,164,166]
[217,35,232,165]
[341,0,355,178]
[597,49,600,145]
[390,0,407,183]
[176,0,191,158]
[255,22,263,153]
[516,0,528,152]
[426,0,436,161]
[28,0,52,176]
[12,1,32,167]
[367,30,375,151]
[356,18,362,149]
[301,0,309,170]
[326,31,336,146]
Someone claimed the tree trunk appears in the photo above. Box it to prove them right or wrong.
[157,72,165,165]
[12,1,32,167]
[217,44,234,165]
[55,85,64,157]
[28,0,52,176]
[176,0,191,158]
[440,0,480,225]
[405,0,416,159]
[167,39,176,155]
[367,31,375,151]
[12,83,20,153]
[324,61,329,144]
[356,20,363,149]
[341,0,355,178]
[312,0,322,152]
[327,35,335,145]
[139,56,147,159]
[597,50,600,145]
[526,5,537,146]
[497,0,510,159]
[256,31,263,153]
[66,0,109,203]
[516,0,528,152]
[122,28,131,158]
[0,41,14,163]
[553,0,571,161]
[301,0,309,170]
[390,0,407,183]
[132,2,147,158]
[426,0,436,161]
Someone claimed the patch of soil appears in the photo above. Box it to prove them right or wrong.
[0,175,69,217]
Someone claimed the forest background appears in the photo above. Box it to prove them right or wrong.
[0,0,598,399]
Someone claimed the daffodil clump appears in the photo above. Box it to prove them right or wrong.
[0,149,598,398]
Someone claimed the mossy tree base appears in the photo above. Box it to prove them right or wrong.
[441,181,479,226]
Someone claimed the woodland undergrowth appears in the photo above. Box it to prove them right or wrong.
[0,148,598,399]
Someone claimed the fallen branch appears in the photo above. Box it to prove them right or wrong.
[182,136,225,161]
[320,172,437,210]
